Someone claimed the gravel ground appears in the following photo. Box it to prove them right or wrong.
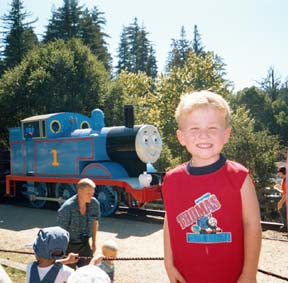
[0,204,287,283]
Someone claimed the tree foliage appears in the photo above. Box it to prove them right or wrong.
[233,86,274,131]
[0,38,110,144]
[44,0,111,70]
[223,107,281,219]
[0,0,38,70]
[44,0,82,41]
[259,66,281,102]
[105,70,158,126]
[191,25,205,56]
[116,18,157,78]
[166,25,205,71]
[166,26,192,70]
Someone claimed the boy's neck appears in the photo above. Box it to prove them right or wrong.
[37,258,56,267]
[187,154,226,176]
[190,155,221,167]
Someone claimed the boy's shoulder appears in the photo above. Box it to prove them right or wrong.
[226,159,249,174]
[165,162,188,177]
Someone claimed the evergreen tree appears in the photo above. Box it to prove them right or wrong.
[116,18,157,78]
[191,25,205,55]
[0,0,38,69]
[44,0,111,71]
[44,0,82,41]
[79,7,111,70]
[166,26,192,70]
[234,86,274,132]
[146,46,157,79]
[116,26,132,71]
[259,66,281,102]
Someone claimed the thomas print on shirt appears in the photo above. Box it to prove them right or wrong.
[176,193,232,243]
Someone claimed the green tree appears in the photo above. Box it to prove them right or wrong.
[191,25,205,56]
[223,107,280,220]
[166,25,206,71]
[44,0,111,71]
[0,0,38,69]
[0,38,110,144]
[166,26,192,70]
[79,7,111,70]
[259,66,281,102]
[116,18,157,78]
[271,98,288,144]
[105,70,158,126]
[233,86,274,131]
[44,0,82,41]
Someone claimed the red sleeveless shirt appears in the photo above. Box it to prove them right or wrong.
[163,158,249,283]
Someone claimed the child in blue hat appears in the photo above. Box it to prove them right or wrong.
[26,226,78,283]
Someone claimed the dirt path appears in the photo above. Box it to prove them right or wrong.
[0,204,287,283]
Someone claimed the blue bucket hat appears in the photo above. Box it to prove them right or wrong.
[33,226,69,259]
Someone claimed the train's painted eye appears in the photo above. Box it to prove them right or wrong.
[152,135,158,143]
[142,135,149,144]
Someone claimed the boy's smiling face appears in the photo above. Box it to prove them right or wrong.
[176,106,231,167]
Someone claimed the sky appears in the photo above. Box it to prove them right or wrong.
[1,0,288,91]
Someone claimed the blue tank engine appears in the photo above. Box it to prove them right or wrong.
[6,106,163,216]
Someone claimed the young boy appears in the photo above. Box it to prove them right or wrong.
[26,226,78,283]
[162,90,262,283]
[98,240,118,282]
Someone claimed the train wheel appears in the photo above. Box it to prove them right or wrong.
[28,182,48,208]
[56,183,76,204]
[95,185,118,217]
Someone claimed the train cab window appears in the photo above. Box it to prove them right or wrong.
[23,121,40,138]
[23,120,47,139]
[50,120,61,134]
[80,121,90,129]
[42,120,46,137]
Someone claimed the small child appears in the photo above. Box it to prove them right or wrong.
[163,90,262,283]
[26,226,78,283]
[98,240,118,282]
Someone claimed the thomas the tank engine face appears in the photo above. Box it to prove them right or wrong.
[135,125,162,164]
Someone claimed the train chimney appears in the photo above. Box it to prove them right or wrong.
[124,105,134,128]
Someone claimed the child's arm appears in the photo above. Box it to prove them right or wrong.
[56,253,79,265]
[163,215,186,283]
[238,175,262,283]
[89,253,104,265]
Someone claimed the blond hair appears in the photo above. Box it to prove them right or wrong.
[102,239,118,251]
[175,90,231,128]
[77,178,96,190]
